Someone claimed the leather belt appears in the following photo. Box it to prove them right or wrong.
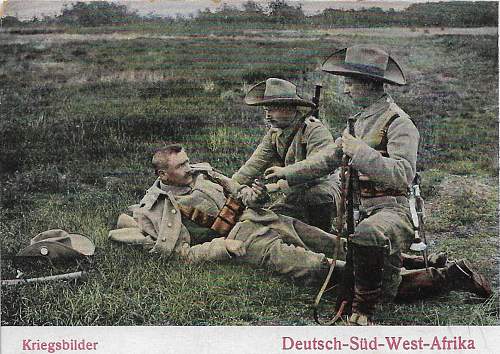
[358,180,405,199]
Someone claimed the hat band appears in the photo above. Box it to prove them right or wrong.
[263,94,296,100]
[344,63,385,77]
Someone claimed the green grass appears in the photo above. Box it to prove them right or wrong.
[1,23,498,325]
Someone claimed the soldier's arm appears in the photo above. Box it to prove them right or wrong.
[303,119,335,156]
[281,122,342,186]
[176,238,244,264]
[232,129,280,185]
[351,117,419,190]
[209,169,247,196]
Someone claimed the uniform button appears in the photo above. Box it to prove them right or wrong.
[40,247,49,255]
[167,223,172,227]
[162,237,167,242]
[171,209,176,214]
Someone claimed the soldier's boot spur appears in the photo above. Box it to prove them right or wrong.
[348,245,385,326]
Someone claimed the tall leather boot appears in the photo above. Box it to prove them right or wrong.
[349,245,385,326]
[396,260,492,301]
[335,244,354,316]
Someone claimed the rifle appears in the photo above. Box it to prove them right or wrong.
[312,83,322,119]
[1,271,88,286]
[313,115,359,325]
[345,116,359,236]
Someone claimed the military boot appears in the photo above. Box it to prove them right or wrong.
[445,260,492,298]
[348,245,385,326]
[396,260,492,301]
[401,252,448,270]
[334,244,354,316]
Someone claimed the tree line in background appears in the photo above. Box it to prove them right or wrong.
[1,0,497,27]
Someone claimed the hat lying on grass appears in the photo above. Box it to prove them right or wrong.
[17,229,95,260]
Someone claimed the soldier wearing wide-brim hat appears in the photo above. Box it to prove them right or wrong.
[232,78,341,232]
[324,45,419,325]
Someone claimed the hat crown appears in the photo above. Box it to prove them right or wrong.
[345,45,389,74]
[244,77,315,107]
[263,78,297,100]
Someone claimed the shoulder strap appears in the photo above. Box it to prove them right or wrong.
[377,113,400,153]
[281,115,307,165]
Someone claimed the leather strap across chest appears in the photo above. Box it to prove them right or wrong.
[357,113,405,198]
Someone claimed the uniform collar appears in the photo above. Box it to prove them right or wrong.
[275,115,303,139]
[159,180,192,196]
[358,93,393,119]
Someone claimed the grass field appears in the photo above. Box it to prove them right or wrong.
[1,23,498,325]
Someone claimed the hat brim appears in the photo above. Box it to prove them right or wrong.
[321,48,407,86]
[22,230,95,258]
[244,81,316,108]
[17,241,85,260]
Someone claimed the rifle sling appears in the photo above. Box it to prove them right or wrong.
[280,114,308,165]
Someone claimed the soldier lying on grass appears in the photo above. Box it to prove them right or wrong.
[109,145,492,317]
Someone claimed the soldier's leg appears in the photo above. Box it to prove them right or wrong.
[305,202,336,232]
[238,228,344,285]
[346,206,413,325]
[283,215,346,259]
[395,260,492,301]
[269,193,307,223]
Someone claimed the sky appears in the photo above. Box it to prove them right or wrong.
[4,0,462,20]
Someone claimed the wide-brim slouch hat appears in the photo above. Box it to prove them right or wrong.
[321,45,406,86]
[244,78,316,107]
[17,229,95,260]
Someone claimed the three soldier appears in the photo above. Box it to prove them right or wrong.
[110,45,493,325]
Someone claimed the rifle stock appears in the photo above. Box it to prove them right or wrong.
[346,117,358,236]
[312,84,322,119]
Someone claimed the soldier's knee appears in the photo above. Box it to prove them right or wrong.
[350,223,386,248]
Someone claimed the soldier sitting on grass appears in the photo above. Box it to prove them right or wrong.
[109,145,492,314]
[232,78,340,232]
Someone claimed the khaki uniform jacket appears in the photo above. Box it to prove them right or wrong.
[232,116,338,205]
[283,94,419,204]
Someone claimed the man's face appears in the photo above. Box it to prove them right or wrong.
[158,150,193,186]
[343,77,371,107]
[263,105,297,129]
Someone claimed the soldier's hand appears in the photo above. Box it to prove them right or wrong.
[341,132,367,157]
[251,179,267,196]
[264,166,285,180]
[225,239,246,257]
[335,136,343,149]
[239,187,257,205]
[265,183,280,193]
[265,179,289,193]
[239,185,269,207]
